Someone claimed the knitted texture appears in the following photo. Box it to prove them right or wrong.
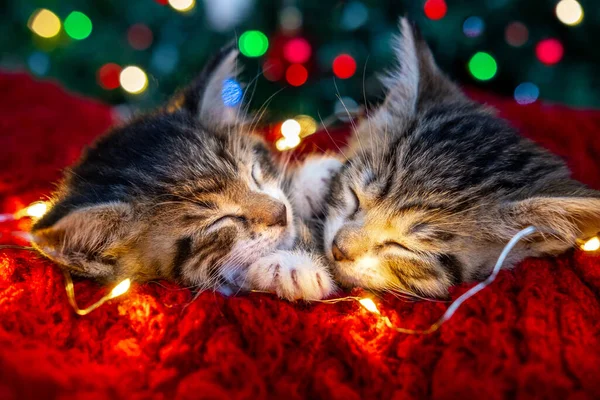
[1,73,600,399]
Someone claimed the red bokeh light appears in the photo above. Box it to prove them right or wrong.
[332,54,356,79]
[263,59,284,82]
[285,64,308,86]
[127,24,153,51]
[424,0,447,20]
[536,39,564,65]
[283,38,312,64]
[97,63,122,90]
[505,22,529,47]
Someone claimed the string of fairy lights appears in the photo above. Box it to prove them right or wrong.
[23,0,588,151]
[1,201,599,334]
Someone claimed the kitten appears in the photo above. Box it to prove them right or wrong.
[31,44,337,301]
[322,18,600,298]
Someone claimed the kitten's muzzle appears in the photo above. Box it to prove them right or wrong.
[265,203,287,227]
[332,239,353,262]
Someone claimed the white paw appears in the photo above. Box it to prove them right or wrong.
[246,250,336,301]
[291,155,343,219]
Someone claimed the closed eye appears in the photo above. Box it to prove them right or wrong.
[208,215,247,230]
[382,240,413,252]
[349,187,360,217]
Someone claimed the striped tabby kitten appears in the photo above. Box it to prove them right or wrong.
[322,19,600,298]
[31,45,337,301]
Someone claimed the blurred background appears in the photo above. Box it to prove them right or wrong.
[2,0,599,139]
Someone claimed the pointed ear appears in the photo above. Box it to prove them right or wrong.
[360,18,464,136]
[168,42,246,128]
[31,202,134,280]
[495,195,600,254]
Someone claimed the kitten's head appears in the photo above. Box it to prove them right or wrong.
[323,19,600,298]
[32,44,296,289]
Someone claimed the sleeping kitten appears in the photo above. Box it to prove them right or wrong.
[321,18,600,298]
[31,44,336,301]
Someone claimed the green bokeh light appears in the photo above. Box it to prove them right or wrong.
[64,11,92,40]
[239,30,268,57]
[468,52,497,81]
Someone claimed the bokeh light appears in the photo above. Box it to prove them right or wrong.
[239,30,269,58]
[505,22,529,47]
[119,66,148,94]
[98,63,122,90]
[275,136,301,151]
[283,38,311,64]
[28,52,50,76]
[555,0,583,26]
[468,52,497,81]
[281,119,302,138]
[536,39,564,65]
[424,0,447,20]
[151,44,179,74]
[263,59,284,82]
[221,79,243,107]
[64,11,92,40]
[463,16,484,38]
[514,82,540,105]
[279,6,302,32]
[295,115,318,137]
[332,54,356,79]
[127,24,153,50]
[28,9,61,39]
[286,64,308,86]
[168,0,195,12]
[582,237,600,251]
[340,1,369,31]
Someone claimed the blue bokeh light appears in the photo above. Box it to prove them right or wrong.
[28,52,50,76]
[463,16,485,38]
[514,82,540,105]
[340,1,369,31]
[222,79,243,107]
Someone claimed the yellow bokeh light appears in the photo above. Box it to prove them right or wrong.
[295,115,318,138]
[168,0,196,12]
[28,9,61,38]
[119,66,148,94]
[556,0,583,26]
[358,298,380,315]
[275,136,301,151]
[582,237,600,252]
[26,202,48,218]
[281,119,302,139]
[110,279,131,298]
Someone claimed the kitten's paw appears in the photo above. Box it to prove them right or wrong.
[247,250,336,301]
[291,155,343,219]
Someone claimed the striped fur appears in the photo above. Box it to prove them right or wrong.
[322,18,600,298]
[31,45,336,300]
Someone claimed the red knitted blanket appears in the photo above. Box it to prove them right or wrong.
[1,73,600,399]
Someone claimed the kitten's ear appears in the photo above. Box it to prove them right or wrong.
[31,202,134,280]
[495,193,600,254]
[168,42,246,127]
[362,18,464,134]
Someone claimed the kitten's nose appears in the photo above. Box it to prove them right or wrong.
[267,203,287,227]
[332,240,352,262]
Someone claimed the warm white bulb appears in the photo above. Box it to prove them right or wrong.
[582,237,600,252]
[275,136,301,151]
[556,0,583,26]
[29,9,61,38]
[168,0,195,12]
[25,202,48,218]
[358,298,380,314]
[281,119,302,139]
[119,66,148,94]
[110,279,131,298]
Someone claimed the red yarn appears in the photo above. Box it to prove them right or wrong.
[1,73,600,399]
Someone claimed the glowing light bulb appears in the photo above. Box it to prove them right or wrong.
[119,66,148,94]
[64,11,92,40]
[582,237,600,252]
[281,119,301,138]
[110,279,131,298]
[275,136,301,152]
[168,0,195,12]
[28,9,61,39]
[359,298,380,315]
[468,52,497,81]
[295,115,318,137]
[25,202,48,218]
[239,30,269,58]
[556,0,583,26]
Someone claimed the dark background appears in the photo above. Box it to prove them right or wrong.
[2,0,598,124]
